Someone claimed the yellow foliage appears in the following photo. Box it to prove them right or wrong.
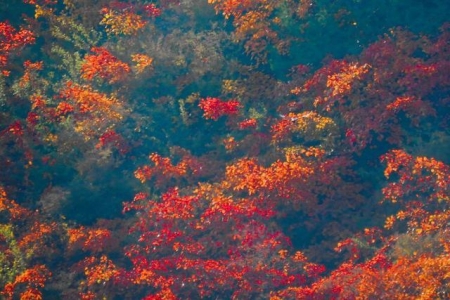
[326,63,370,97]
[100,9,146,36]
[131,54,153,74]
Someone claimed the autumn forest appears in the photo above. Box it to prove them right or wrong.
[0,0,450,299]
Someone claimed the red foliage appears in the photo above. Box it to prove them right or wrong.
[107,1,163,17]
[30,94,46,110]
[68,226,113,253]
[134,153,188,184]
[381,149,449,204]
[58,81,123,115]
[81,47,131,83]
[18,221,59,256]
[270,118,293,142]
[26,112,39,126]
[1,4,450,300]
[1,265,51,300]
[55,101,74,116]
[199,97,241,120]
[1,121,24,137]
[0,22,35,70]
[0,187,32,220]
[133,151,211,188]
[381,150,450,238]
[78,255,119,287]
[143,4,162,17]
[18,60,43,88]
[238,118,257,130]
[290,27,450,151]
[56,81,125,139]
[118,150,334,298]
[96,129,129,155]
[345,128,356,145]
[152,187,200,220]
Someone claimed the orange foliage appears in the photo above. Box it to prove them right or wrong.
[301,60,371,110]
[271,112,337,144]
[29,94,46,110]
[224,155,315,200]
[364,254,450,299]
[17,60,43,88]
[270,118,292,142]
[308,151,450,298]
[192,145,359,223]
[199,97,241,120]
[297,0,313,18]
[381,150,450,240]
[133,151,209,188]
[223,136,238,151]
[55,101,74,116]
[0,188,62,267]
[68,227,112,252]
[151,187,200,220]
[1,265,51,300]
[292,247,450,299]
[18,221,58,256]
[291,27,450,151]
[208,0,287,63]
[208,0,263,20]
[386,95,436,120]
[100,9,147,35]
[131,53,153,74]
[81,47,130,83]
[0,187,32,220]
[121,150,325,298]
[96,129,129,155]
[58,82,123,116]
[238,118,257,130]
[1,4,449,300]
[57,81,125,140]
[134,153,187,184]
[113,95,363,296]
[381,150,449,204]
[80,255,119,287]
[325,63,370,98]
[0,22,35,70]
[143,289,178,300]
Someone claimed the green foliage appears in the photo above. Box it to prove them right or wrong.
[0,74,6,106]
[0,0,449,298]
[0,225,25,287]
[49,16,100,51]
[50,45,83,81]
